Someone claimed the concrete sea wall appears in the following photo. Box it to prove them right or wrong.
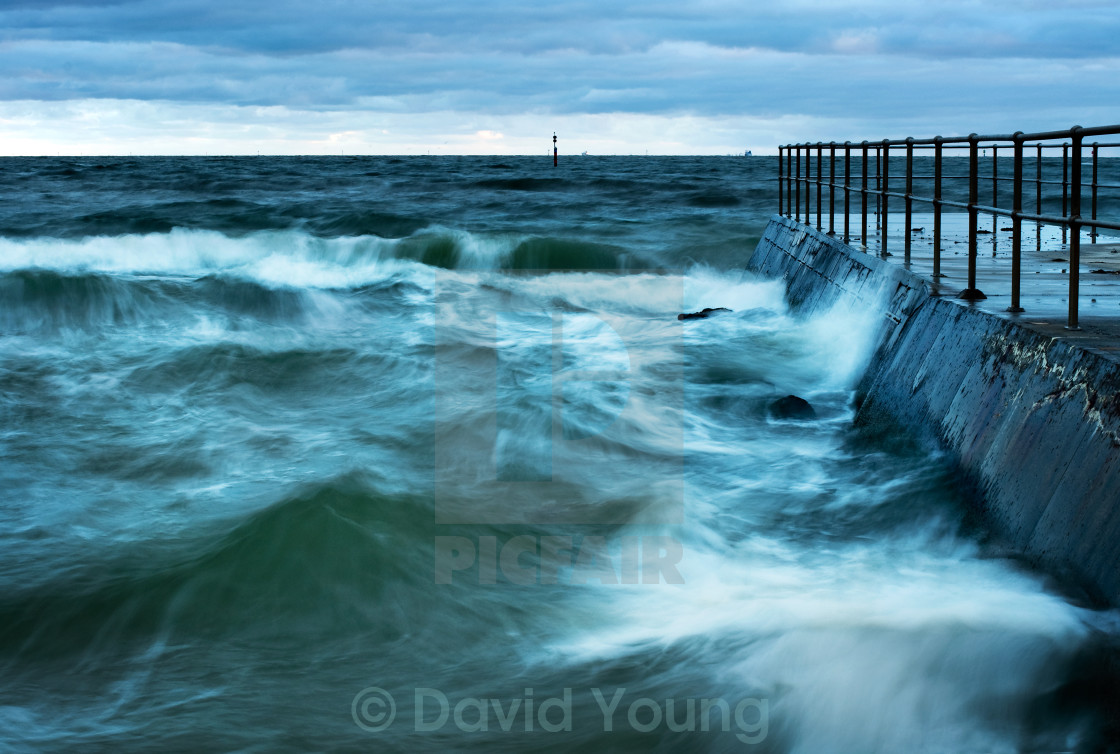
[749,215,1120,605]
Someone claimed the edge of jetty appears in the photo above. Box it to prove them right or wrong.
[749,213,1120,605]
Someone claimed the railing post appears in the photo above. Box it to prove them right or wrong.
[933,136,943,282]
[816,142,823,231]
[875,145,881,231]
[828,143,836,235]
[794,146,801,222]
[843,142,851,244]
[1091,142,1099,241]
[992,144,999,240]
[904,137,913,264]
[1010,132,1024,313]
[861,141,869,248]
[778,146,784,217]
[1036,143,1043,253]
[1069,127,1083,330]
[1062,143,1069,243]
[804,143,811,223]
[960,134,986,300]
[787,146,793,218]
[881,139,890,257]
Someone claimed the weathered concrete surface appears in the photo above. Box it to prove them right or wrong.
[750,214,1120,605]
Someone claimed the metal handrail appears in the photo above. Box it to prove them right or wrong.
[777,125,1120,329]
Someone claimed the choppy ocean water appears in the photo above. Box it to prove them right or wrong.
[0,155,1117,752]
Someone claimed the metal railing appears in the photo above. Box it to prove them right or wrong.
[778,125,1120,329]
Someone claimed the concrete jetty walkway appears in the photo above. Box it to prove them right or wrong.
[848,211,1120,360]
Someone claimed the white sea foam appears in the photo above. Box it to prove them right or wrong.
[0,228,494,287]
[522,276,1107,752]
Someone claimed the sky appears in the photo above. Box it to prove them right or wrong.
[1,0,1118,155]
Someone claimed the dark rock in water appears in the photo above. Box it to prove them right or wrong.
[678,307,731,321]
[769,395,817,420]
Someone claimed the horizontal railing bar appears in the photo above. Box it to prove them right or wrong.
[784,145,1120,153]
[785,143,1073,149]
[1019,214,1120,232]
[809,173,1108,187]
[785,146,1120,151]
[783,135,1120,149]
[785,200,1120,232]
[798,176,1120,192]
[801,179,1120,201]
[787,194,1120,232]
[938,198,971,212]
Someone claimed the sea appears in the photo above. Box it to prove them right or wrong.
[0,155,1117,753]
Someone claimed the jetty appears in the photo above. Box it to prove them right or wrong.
[751,126,1120,605]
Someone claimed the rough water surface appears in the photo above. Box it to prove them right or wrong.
[0,155,1117,752]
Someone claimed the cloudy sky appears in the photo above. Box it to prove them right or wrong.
[1,0,1118,155]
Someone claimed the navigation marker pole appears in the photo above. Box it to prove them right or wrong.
[553,133,558,166]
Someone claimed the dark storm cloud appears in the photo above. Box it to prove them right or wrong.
[0,0,1117,142]
[3,0,1118,58]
